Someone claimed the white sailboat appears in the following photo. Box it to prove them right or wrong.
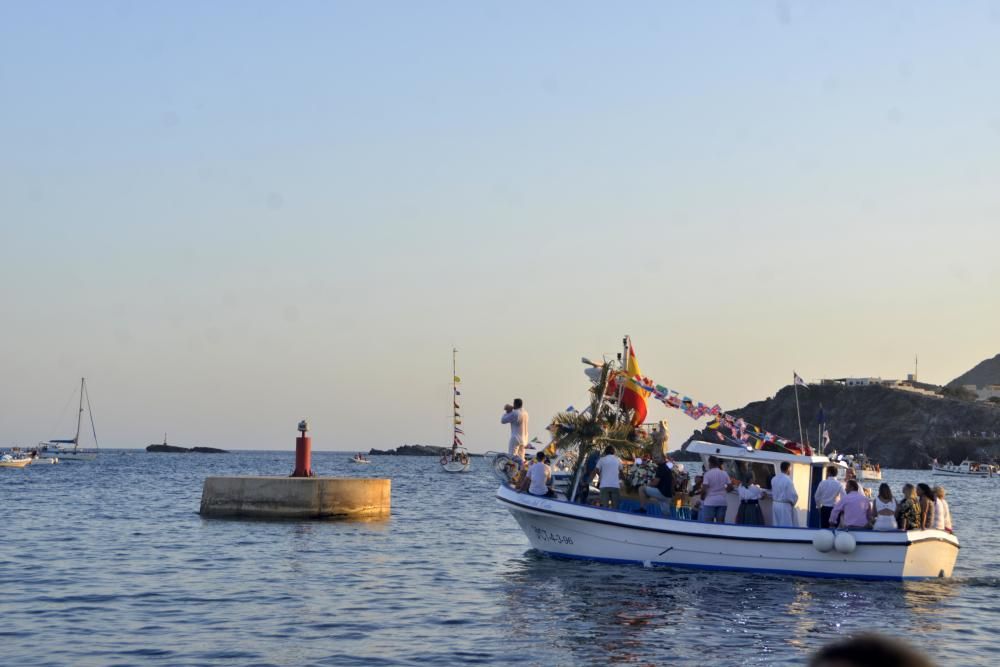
[39,378,100,462]
[441,348,471,473]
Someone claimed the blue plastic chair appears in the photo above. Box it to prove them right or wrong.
[618,499,640,513]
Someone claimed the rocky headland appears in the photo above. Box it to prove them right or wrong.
[680,383,1000,469]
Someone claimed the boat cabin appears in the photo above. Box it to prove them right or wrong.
[687,440,845,528]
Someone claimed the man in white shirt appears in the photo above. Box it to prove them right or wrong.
[519,451,552,497]
[814,465,845,528]
[500,398,529,464]
[595,445,621,509]
[770,461,799,527]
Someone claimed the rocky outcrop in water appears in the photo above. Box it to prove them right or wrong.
[146,444,228,453]
[682,384,1000,469]
[369,444,483,456]
[368,444,450,456]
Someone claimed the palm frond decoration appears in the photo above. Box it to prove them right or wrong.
[545,364,653,500]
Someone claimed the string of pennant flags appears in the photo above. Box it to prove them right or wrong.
[623,372,814,456]
[453,374,463,446]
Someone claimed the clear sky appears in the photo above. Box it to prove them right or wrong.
[1,2,998,451]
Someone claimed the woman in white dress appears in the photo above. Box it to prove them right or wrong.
[931,486,953,533]
[872,483,898,531]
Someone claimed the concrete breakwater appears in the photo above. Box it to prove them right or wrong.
[199,477,391,519]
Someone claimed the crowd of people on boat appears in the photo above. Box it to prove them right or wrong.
[503,397,955,533]
[814,465,953,531]
[512,442,955,533]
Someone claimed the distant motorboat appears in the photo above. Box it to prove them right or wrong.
[351,453,372,464]
[0,454,32,468]
[853,460,882,481]
[931,459,994,477]
[28,456,58,464]
[828,452,882,481]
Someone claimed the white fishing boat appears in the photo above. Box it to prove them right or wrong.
[497,338,959,581]
[28,455,59,464]
[931,459,993,477]
[441,348,471,473]
[39,378,99,462]
[851,454,882,481]
[499,441,959,580]
[351,453,372,464]
[0,454,32,468]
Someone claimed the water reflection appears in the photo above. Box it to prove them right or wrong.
[497,552,974,664]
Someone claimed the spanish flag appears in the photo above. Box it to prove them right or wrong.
[621,342,649,426]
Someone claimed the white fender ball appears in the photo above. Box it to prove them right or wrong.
[812,530,835,552]
[834,531,857,554]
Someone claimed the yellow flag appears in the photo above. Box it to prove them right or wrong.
[454,375,462,383]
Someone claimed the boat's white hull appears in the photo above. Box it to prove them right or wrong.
[442,461,471,473]
[351,459,372,464]
[0,458,32,468]
[858,470,882,481]
[28,457,58,464]
[497,485,958,580]
[931,466,991,477]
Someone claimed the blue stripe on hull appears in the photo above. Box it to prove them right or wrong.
[538,550,932,581]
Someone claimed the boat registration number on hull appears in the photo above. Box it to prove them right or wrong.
[531,525,574,545]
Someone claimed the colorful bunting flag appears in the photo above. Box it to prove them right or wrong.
[625,370,809,455]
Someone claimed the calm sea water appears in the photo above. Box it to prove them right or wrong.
[2,451,998,666]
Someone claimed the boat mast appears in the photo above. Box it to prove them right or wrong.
[84,379,100,453]
[452,347,457,455]
[74,377,85,453]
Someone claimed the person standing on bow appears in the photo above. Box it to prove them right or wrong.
[770,461,799,527]
[501,398,529,465]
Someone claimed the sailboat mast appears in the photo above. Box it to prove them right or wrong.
[74,377,85,453]
[452,348,457,454]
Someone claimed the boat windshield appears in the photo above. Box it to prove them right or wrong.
[719,458,776,490]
